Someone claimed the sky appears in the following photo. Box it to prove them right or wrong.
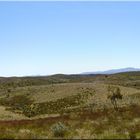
[0,1,140,76]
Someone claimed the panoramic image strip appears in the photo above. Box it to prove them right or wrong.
[0,1,140,139]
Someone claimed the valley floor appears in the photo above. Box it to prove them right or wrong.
[0,73,139,139]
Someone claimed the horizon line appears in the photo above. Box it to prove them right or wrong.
[0,67,140,78]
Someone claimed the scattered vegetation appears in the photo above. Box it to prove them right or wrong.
[0,72,139,139]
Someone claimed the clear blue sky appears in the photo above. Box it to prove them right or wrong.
[0,1,140,76]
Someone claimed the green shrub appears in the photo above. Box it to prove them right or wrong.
[23,104,38,118]
[129,132,137,139]
[0,95,33,112]
[51,122,68,137]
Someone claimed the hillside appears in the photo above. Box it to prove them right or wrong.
[0,72,139,139]
[0,71,140,89]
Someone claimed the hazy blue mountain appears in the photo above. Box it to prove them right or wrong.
[81,67,140,75]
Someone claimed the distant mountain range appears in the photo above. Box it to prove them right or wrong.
[81,67,140,75]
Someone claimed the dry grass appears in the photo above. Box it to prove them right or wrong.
[12,83,140,103]
[0,106,27,120]
[0,77,139,139]
[0,82,139,119]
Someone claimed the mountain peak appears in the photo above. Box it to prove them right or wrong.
[81,67,140,75]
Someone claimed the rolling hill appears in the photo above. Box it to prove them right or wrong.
[0,71,139,139]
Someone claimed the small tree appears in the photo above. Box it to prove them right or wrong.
[107,86,123,110]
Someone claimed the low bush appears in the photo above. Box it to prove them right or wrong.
[51,122,68,137]
[0,95,33,112]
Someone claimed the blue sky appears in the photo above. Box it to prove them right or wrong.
[0,1,140,76]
